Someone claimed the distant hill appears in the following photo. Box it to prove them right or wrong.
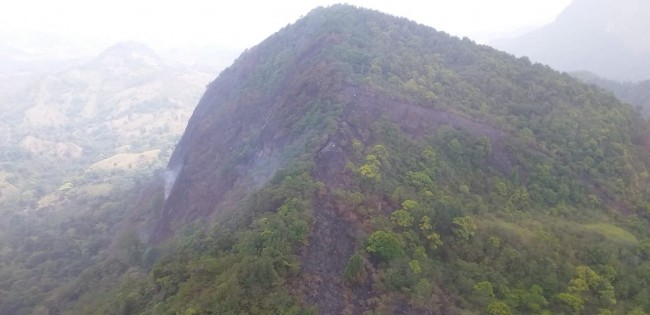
[493,0,650,82]
[2,42,212,155]
[0,41,215,206]
[0,41,218,314]
[572,70,650,116]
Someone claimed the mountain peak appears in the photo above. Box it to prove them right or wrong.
[93,41,162,70]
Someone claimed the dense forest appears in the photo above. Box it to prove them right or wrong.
[2,4,650,315]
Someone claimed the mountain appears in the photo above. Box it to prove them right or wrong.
[4,4,650,315]
[492,0,650,82]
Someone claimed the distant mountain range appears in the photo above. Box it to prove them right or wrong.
[0,41,217,207]
[2,41,212,155]
[493,0,650,82]
[0,41,233,315]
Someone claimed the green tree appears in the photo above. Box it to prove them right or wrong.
[452,216,477,241]
[366,230,405,261]
[421,146,437,164]
[555,293,584,314]
[474,281,495,300]
[391,210,414,227]
[419,216,432,231]
[370,144,389,160]
[567,265,617,308]
[426,232,443,251]
[343,253,366,285]
[487,301,512,315]
[359,154,382,181]
[636,239,650,259]
[401,199,420,211]
[408,260,422,274]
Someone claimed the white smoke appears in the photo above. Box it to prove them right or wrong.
[163,168,179,200]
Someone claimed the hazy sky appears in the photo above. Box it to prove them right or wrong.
[1,0,572,55]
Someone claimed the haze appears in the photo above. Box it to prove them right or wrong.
[1,0,571,58]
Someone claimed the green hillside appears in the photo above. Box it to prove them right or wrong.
[3,4,650,315]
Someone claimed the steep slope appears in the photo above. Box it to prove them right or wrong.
[50,5,650,315]
[493,0,650,82]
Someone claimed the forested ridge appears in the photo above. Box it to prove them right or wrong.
[2,4,650,315]
[571,70,650,117]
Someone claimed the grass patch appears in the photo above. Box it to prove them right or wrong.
[582,223,638,244]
